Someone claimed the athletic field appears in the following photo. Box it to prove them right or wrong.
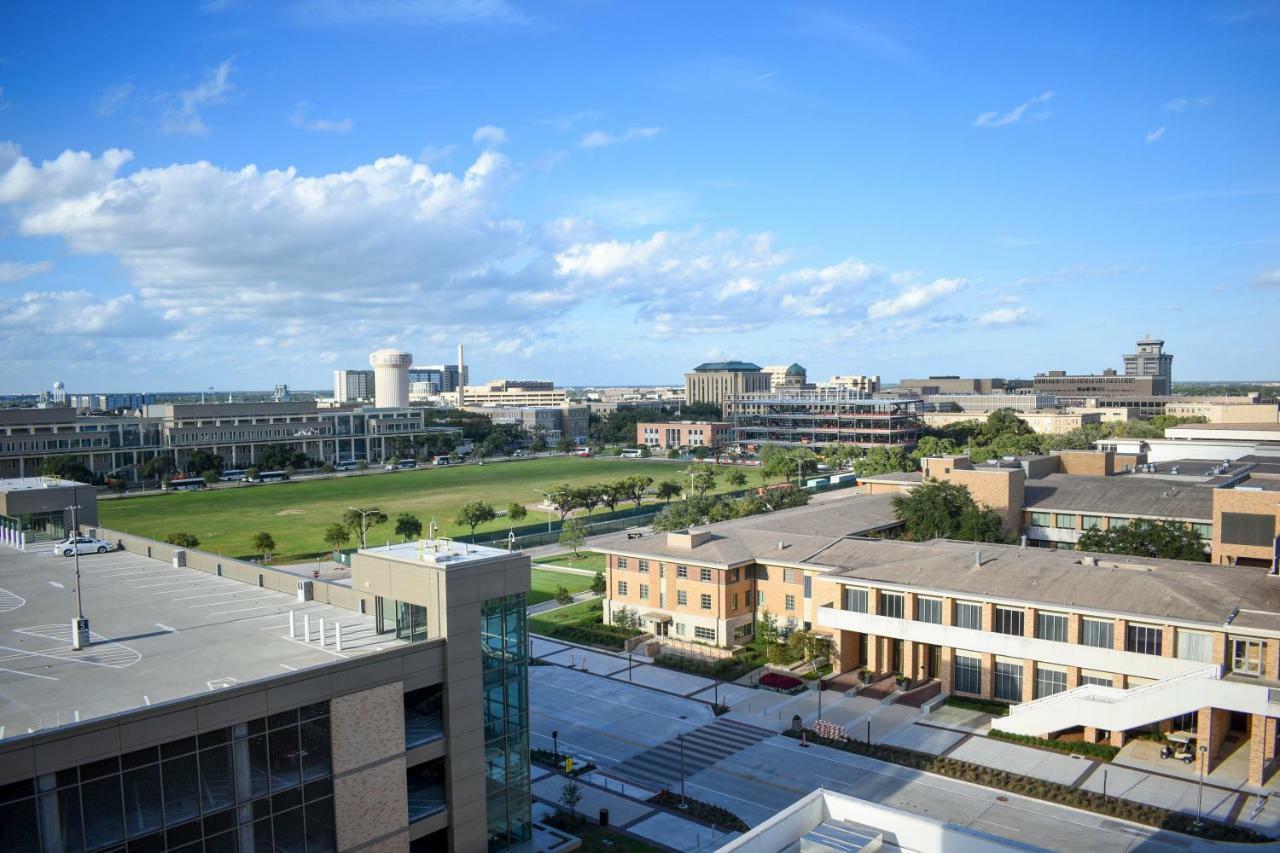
[98,457,765,562]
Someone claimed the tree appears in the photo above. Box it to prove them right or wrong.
[852,446,914,477]
[601,481,627,513]
[323,523,351,551]
[638,444,651,458]
[763,448,817,483]
[726,469,748,489]
[655,480,682,502]
[164,532,200,548]
[891,480,1005,543]
[622,475,653,508]
[787,629,832,675]
[251,532,275,561]
[555,437,577,455]
[507,502,528,528]
[245,466,260,481]
[909,435,961,466]
[395,513,423,541]
[548,486,579,522]
[255,444,309,471]
[687,463,718,497]
[342,507,388,548]
[199,469,220,486]
[756,609,781,662]
[559,780,583,818]
[529,427,549,452]
[666,448,681,459]
[455,501,497,537]
[1077,519,1208,562]
[555,585,574,606]
[591,572,606,595]
[680,402,722,420]
[320,462,336,474]
[141,455,178,483]
[185,449,223,477]
[575,484,605,515]
[559,517,587,557]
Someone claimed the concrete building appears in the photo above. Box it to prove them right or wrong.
[1035,337,1175,397]
[1123,336,1174,395]
[729,390,923,449]
[592,498,1280,790]
[0,476,98,544]
[684,362,771,410]
[464,403,590,444]
[410,364,468,395]
[897,376,1009,395]
[370,349,413,409]
[635,421,732,450]
[334,369,376,403]
[67,393,156,413]
[923,393,1056,414]
[1164,400,1279,423]
[459,381,567,408]
[0,497,533,851]
[822,374,881,394]
[762,363,807,391]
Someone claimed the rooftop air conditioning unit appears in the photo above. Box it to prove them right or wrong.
[296,580,314,602]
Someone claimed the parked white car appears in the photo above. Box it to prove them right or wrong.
[54,536,113,557]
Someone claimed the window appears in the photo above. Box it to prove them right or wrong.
[878,592,904,619]
[994,661,1023,701]
[659,564,665,578]
[954,601,982,630]
[733,623,753,640]
[1081,618,1113,649]
[1055,514,1076,530]
[915,597,942,624]
[699,568,713,582]
[727,568,740,583]
[1035,612,1068,643]
[675,623,686,635]
[1030,511,1051,527]
[617,557,628,569]
[617,581,628,596]
[676,565,687,578]
[1176,630,1213,663]
[954,655,981,694]
[1107,517,1129,529]
[638,560,650,573]
[783,568,801,584]
[677,590,688,606]
[639,584,649,600]
[700,594,712,610]
[1192,523,1212,541]
[844,587,868,613]
[785,594,796,611]
[1126,624,1163,656]
[1032,667,1068,699]
[1081,515,1102,530]
[1081,674,1112,688]
[732,593,739,610]
[993,607,1025,636]
[1232,638,1263,676]
[694,626,716,641]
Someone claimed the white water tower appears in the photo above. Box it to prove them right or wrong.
[369,349,412,408]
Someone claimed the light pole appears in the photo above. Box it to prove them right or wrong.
[678,734,687,808]
[1196,744,1208,829]
[628,652,634,682]
[68,504,89,651]
[347,506,380,549]
[552,730,559,764]
[535,490,562,534]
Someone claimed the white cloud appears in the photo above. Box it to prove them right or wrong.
[0,260,52,283]
[472,125,507,147]
[578,127,664,149]
[93,82,135,117]
[289,101,353,133]
[1257,269,1280,287]
[975,306,1032,325]
[1015,263,1145,286]
[419,143,456,164]
[867,277,963,318]
[538,110,601,132]
[160,59,235,136]
[1145,126,1166,143]
[295,0,529,26]
[1164,96,1213,112]
[0,290,165,337]
[974,91,1054,128]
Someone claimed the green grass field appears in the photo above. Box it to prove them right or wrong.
[532,551,607,573]
[99,457,765,562]
[528,568,595,607]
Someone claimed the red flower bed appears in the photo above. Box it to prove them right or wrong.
[758,672,805,694]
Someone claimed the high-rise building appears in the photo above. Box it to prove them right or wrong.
[333,369,376,402]
[1123,337,1174,395]
[683,361,770,410]
[370,350,413,409]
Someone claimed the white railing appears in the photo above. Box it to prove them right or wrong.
[1007,664,1221,717]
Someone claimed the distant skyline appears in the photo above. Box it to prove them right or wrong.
[1,1,1278,392]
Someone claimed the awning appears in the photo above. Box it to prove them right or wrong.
[641,611,672,622]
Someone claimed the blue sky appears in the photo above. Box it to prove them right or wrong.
[0,1,1277,393]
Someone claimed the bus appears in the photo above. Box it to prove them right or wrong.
[619,448,643,458]
[220,469,247,482]
[165,477,206,492]
[246,470,288,483]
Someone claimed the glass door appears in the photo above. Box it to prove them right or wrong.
[1232,638,1263,676]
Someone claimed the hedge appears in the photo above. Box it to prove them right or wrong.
[989,729,1119,761]
[653,653,758,682]
[944,696,1009,716]
[649,791,749,832]
[783,730,1270,843]
[531,623,636,650]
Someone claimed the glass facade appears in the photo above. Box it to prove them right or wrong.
[994,661,1023,701]
[481,593,531,850]
[953,654,981,694]
[0,703,334,853]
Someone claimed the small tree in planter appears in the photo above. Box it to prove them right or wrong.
[559,779,583,821]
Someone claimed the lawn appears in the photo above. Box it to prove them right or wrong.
[532,551,607,573]
[98,457,767,562]
[528,597,640,649]
[528,568,596,607]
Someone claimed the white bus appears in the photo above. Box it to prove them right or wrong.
[220,469,247,482]
[246,470,288,483]
[165,477,206,492]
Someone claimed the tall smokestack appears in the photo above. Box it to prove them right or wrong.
[456,343,465,406]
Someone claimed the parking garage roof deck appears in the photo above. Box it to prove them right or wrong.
[0,544,404,739]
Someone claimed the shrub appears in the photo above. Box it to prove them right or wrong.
[944,696,1010,716]
[988,729,1119,761]
[758,672,805,694]
[649,791,748,832]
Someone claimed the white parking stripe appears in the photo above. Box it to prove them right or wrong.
[189,596,282,609]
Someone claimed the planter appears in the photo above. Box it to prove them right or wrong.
[758,671,806,695]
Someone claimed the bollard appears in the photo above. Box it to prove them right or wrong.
[335,622,343,652]
[303,614,311,643]
[289,611,296,638]
[318,618,325,647]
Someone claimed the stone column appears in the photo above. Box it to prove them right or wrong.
[866,633,881,673]
[1024,607,1038,640]
[980,653,995,699]
[1249,715,1279,788]
[1197,706,1232,775]
[1112,618,1128,652]
[940,646,954,694]
[1021,660,1036,703]
[1082,727,1102,744]
[1161,625,1176,658]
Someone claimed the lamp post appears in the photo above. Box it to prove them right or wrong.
[552,730,559,764]
[678,734,687,808]
[1195,744,1208,829]
[535,490,562,534]
[347,506,379,548]
[68,504,89,651]
[628,652,634,682]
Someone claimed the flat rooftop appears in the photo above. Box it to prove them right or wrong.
[812,538,1280,632]
[360,538,517,568]
[0,544,404,739]
[1024,473,1213,521]
[0,477,83,494]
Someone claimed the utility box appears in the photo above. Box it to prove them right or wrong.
[296,579,313,602]
[172,550,187,568]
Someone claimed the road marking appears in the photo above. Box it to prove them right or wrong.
[143,696,151,706]
[171,589,252,601]
[48,581,64,589]
[280,664,298,671]
[0,664,58,681]
[208,677,240,690]
[155,623,177,632]
[209,604,289,616]
[190,595,281,609]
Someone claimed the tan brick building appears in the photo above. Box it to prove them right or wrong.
[635,420,732,450]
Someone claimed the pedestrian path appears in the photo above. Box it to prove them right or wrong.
[608,718,774,791]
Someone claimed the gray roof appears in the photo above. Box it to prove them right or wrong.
[812,538,1280,633]
[590,493,902,567]
[1023,473,1212,521]
[692,361,762,372]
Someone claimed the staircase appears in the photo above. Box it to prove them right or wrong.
[993,665,1280,737]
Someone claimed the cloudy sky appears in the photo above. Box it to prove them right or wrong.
[1,1,1277,393]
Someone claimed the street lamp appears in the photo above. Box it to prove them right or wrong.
[678,734,687,808]
[552,730,559,764]
[347,506,379,548]
[67,504,90,651]
[535,490,562,534]
[1196,744,1208,829]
